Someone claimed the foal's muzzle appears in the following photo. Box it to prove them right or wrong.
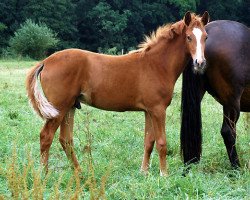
[193,59,207,74]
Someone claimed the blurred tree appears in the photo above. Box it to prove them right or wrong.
[0,0,77,52]
[0,0,248,55]
[76,0,197,52]
[79,1,130,52]
[0,0,25,52]
[20,0,78,49]
[9,19,59,59]
[0,22,7,53]
[197,0,242,22]
[239,0,250,26]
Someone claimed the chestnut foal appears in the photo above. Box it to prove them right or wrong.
[26,11,209,175]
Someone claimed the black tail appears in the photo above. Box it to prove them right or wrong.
[180,60,204,165]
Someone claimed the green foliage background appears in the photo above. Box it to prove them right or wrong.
[9,20,59,59]
[0,0,249,56]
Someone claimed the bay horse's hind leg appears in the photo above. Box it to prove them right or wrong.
[40,117,63,172]
[59,108,80,171]
[221,103,240,168]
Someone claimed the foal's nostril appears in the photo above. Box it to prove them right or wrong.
[195,59,206,67]
[202,59,206,66]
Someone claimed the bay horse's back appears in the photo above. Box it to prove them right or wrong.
[205,20,250,79]
[181,20,250,167]
[205,20,250,111]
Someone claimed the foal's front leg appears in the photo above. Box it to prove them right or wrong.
[142,108,167,176]
[141,112,155,174]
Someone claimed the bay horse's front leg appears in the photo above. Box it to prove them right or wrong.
[221,104,240,168]
[142,107,167,176]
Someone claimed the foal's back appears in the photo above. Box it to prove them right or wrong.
[41,49,148,111]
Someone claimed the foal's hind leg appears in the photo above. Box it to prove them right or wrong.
[59,108,80,171]
[221,104,240,168]
[40,117,63,172]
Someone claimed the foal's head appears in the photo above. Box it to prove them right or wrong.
[182,11,210,73]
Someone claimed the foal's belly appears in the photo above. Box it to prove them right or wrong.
[240,87,250,112]
[79,90,143,112]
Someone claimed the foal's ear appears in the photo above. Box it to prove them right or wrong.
[183,11,192,26]
[201,11,210,25]
[170,21,184,37]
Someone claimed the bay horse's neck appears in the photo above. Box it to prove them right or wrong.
[145,36,189,82]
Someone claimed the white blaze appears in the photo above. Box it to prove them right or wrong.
[192,28,203,63]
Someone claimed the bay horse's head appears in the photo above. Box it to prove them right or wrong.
[183,11,210,73]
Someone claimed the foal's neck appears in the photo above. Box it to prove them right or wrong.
[147,35,189,81]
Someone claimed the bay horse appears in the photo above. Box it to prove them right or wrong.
[181,20,250,168]
[26,11,209,176]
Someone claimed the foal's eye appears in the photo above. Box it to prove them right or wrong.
[187,36,192,42]
[205,36,208,40]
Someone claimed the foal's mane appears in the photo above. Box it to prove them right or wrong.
[130,13,202,54]
[136,23,174,53]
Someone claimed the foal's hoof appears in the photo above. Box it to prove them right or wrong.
[140,168,149,176]
[41,165,49,175]
[73,166,82,174]
[75,166,82,173]
[160,170,168,177]
[74,168,84,180]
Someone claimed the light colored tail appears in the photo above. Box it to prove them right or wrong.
[26,63,59,119]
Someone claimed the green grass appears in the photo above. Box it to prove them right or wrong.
[0,60,249,199]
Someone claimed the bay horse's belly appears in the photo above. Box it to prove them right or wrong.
[240,87,250,112]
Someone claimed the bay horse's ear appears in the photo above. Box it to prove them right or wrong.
[183,11,192,26]
[201,11,210,25]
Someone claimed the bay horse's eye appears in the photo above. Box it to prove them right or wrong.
[187,35,192,42]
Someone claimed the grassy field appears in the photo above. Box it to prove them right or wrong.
[0,60,249,199]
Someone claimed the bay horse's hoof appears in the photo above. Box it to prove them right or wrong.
[182,165,191,177]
